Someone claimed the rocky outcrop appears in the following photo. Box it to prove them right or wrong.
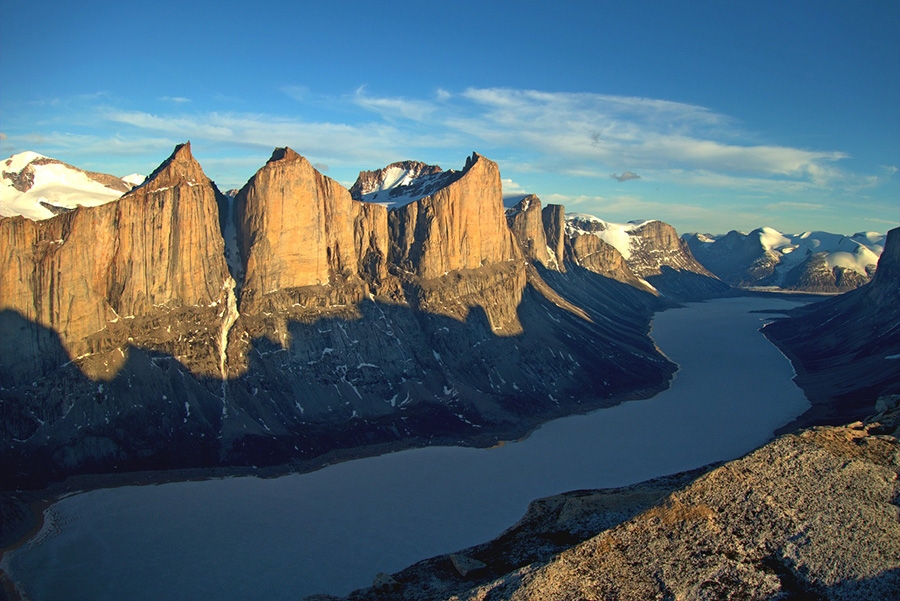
[541,204,567,272]
[565,216,728,300]
[764,227,900,430]
[335,402,900,601]
[506,195,554,270]
[565,232,650,291]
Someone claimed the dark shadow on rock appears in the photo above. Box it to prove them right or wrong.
[765,282,900,435]
[645,265,732,301]
[2,268,676,492]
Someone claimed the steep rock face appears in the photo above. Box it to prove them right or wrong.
[565,216,728,299]
[388,153,525,332]
[623,220,710,276]
[0,144,239,479]
[108,143,232,318]
[541,204,566,272]
[234,148,392,314]
[0,143,233,381]
[389,153,520,278]
[339,405,900,601]
[764,227,900,429]
[505,195,554,270]
[565,233,650,291]
[1,147,677,489]
[617,220,729,299]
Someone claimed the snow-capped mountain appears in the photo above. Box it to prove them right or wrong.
[565,212,729,299]
[0,151,137,220]
[684,227,885,292]
[566,214,657,260]
[349,159,458,207]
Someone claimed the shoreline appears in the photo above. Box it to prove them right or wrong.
[0,494,54,601]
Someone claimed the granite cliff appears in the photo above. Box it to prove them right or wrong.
[1,143,234,382]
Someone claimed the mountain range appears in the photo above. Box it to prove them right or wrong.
[684,227,884,293]
[0,144,730,486]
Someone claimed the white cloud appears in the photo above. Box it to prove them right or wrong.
[501,177,527,199]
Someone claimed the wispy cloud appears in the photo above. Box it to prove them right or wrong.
[281,86,308,101]
[353,86,444,122]
[4,86,884,212]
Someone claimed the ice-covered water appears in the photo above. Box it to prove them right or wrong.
[3,297,811,600]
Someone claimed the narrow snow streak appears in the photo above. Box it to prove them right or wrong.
[219,277,240,379]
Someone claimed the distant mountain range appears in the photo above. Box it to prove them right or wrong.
[684,227,884,293]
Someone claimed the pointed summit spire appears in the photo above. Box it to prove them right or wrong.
[266,147,304,164]
[140,142,209,191]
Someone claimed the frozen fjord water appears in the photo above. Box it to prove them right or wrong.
[4,296,810,600]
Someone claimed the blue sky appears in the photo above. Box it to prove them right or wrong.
[1,0,897,235]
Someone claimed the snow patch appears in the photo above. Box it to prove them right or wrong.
[565,213,657,260]
[1,152,129,220]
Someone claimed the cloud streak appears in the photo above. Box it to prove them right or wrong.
[612,171,641,182]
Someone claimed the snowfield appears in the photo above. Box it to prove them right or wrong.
[1,151,137,220]
[565,213,656,260]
